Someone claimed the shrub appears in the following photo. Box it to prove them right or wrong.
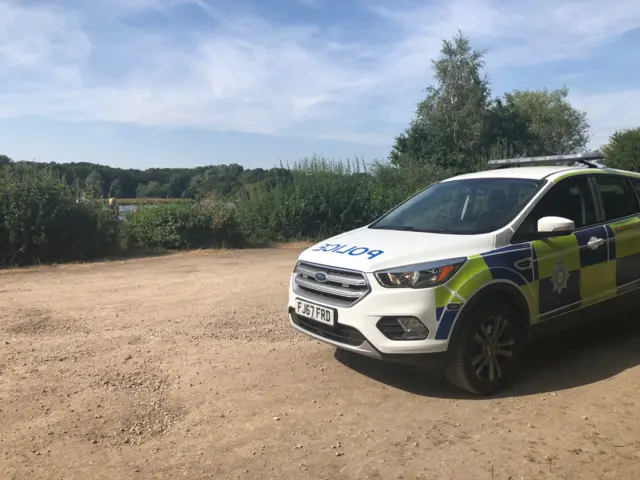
[233,157,369,242]
[233,156,454,242]
[121,200,244,250]
[602,127,640,172]
[0,164,119,267]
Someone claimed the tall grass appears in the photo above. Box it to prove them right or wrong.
[233,155,456,242]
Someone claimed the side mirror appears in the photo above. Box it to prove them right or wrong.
[537,216,575,236]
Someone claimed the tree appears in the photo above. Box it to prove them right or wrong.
[0,155,12,166]
[485,98,536,158]
[500,88,590,155]
[185,174,204,198]
[390,31,593,172]
[136,181,169,198]
[109,178,122,197]
[390,30,492,173]
[167,173,190,198]
[84,170,104,197]
[602,127,640,172]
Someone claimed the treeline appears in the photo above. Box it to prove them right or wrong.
[1,31,639,267]
[0,154,292,200]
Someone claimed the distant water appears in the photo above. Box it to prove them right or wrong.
[117,204,137,221]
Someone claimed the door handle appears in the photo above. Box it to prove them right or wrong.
[587,237,605,250]
[514,258,533,270]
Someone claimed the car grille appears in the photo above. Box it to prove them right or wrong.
[290,310,366,347]
[293,261,370,308]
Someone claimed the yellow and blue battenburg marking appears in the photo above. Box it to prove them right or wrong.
[433,214,640,340]
[608,216,640,294]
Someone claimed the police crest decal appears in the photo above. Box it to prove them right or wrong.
[550,257,570,294]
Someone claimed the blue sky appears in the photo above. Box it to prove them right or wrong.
[0,0,639,170]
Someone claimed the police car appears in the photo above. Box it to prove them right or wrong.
[287,152,640,395]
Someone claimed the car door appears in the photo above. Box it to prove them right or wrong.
[511,175,605,322]
[591,174,640,296]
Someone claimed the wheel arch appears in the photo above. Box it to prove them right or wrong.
[449,281,532,345]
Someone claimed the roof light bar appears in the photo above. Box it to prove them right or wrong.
[487,151,604,169]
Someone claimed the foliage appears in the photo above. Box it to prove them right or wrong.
[501,88,590,155]
[391,32,591,173]
[391,31,491,174]
[0,155,292,201]
[136,180,170,198]
[121,201,243,251]
[85,170,104,198]
[233,156,453,242]
[235,157,367,241]
[0,164,119,267]
[602,127,640,172]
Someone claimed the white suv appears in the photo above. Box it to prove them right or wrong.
[287,153,640,395]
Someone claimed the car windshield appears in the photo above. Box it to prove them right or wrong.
[369,177,545,235]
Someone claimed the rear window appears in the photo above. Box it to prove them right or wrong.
[593,176,639,221]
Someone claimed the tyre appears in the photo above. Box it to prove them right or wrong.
[445,301,525,396]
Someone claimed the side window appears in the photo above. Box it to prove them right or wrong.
[593,176,639,221]
[512,176,596,242]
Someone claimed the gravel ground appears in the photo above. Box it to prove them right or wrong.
[1,246,639,480]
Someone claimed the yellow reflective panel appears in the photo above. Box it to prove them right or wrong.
[580,262,617,307]
[533,235,580,279]
[609,216,640,258]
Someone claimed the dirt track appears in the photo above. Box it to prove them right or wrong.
[1,247,639,480]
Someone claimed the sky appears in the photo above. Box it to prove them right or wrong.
[0,0,639,170]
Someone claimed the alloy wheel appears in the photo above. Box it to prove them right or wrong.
[470,314,515,382]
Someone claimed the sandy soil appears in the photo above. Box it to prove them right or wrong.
[1,247,639,480]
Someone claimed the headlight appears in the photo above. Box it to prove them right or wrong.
[374,257,465,289]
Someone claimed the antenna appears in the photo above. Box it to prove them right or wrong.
[487,151,604,170]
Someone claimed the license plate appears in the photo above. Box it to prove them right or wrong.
[295,299,335,326]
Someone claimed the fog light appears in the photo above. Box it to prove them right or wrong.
[377,316,429,340]
[397,317,429,340]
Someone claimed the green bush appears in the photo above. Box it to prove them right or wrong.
[0,164,119,267]
[602,127,640,172]
[121,200,244,250]
[233,156,455,242]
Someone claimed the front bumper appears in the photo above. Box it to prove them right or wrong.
[288,309,449,371]
[287,271,452,364]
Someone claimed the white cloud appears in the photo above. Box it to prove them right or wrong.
[370,0,640,67]
[0,2,90,87]
[0,0,638,147]
[571,89,640,148]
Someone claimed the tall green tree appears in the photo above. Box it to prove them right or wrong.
[602,127,640,172]
[167,173,190,198]
[485,98,536,158]
[136,181,170,198]
[109,178,122,197]
[501,87,590,155]
[84,170,104,197]
[390,31,492,173]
